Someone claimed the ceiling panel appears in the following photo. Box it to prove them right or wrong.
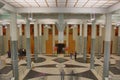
[19,3,31,7]
[47,0,55,3]
[38,3,48,7]
[4,0,15,2]
[2,0,120,8]
[68,0,77,3]
[36,0,46,3]
[58,3,65,7]
[67,3,75,7]
[14,0,26,3]
[24,0,35,2]
[10,2,22,8]
[57,0,66,3]
[48,3,56,7]
[28,3,39,7]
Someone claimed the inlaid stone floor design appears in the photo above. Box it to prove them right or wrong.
[23,70,50,80]
[75,70,98,80]
[33,57,46,63]
[75,57,90,63]
[109,67,120,75]
[0,66,12,74]
[53,58,68,63]
[65,64,86,68]
[36,64,57,68]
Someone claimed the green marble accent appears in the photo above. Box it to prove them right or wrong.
[11,41,19,80]
[90,39,95,69]
[103,41,111,80]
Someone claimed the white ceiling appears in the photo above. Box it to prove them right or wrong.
[3,0,120,8]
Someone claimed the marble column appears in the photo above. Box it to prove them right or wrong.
[10,12,19,80]
[25,19,31,69]
[57,14,65,43]
[83,22,88,62]
[0,26,4,55]
[52,24,55,53]
[66,25,69,54]
[90,20,96,69]
[19,24,22,49]
[39,24,42,54]
[79,24,83,55]
[98,25,102,57]
[117,26,120,56]
[103,13,112,80]
[34,21,38,61]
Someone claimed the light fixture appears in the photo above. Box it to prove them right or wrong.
[44,24,51,29]
[28,13,36,22]
[90,13,95,21]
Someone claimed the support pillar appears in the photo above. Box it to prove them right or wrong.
[19,24,22,49]
[103,13,112,80]
[79,24,83,55]
[10,12,19,80]
[66,25,69,54]
[34,21,38,61]
[90,20,96,69]
[39,24,42,54]
[26,19,31,69]
[117,26,120,56]
[83,22,88,62]
[52,24,55,53]
[0,26,4,55]
[98,25,102,57]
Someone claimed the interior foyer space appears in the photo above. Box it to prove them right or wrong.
[0,0,120,80]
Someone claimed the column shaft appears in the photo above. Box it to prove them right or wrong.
[90,20,96,69]
[0,26,4,55]
[26,19,31,69]
[34,21,38,61]
[103,13,112,80]
[79,24,83,55]
[19,25,22,49]
[39,24,42,54]
[98,26,102,57]
[83,22,87,62]
[117,27,120,56]
[10,13,19,80]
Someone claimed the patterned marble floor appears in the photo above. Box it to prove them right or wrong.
[0,54,120,80]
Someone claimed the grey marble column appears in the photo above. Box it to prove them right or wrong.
[39,24,42,54]
[26,19,31,69]
[103,13,112,80]
[117,27,120,56]
[90,20,96,69]
[34,21,38,61]
[10,12,19,80]
[79,24,83,55]
[0,26,4,55]
[19,25,22,49]
[83,22,88,62]
[98,26,102,57]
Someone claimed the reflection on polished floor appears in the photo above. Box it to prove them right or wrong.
[0,54,120,80]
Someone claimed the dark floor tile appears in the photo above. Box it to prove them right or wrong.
[65,64,86,68]
[110,67,120,75]
[75,57,90,63]
[0,66,12,74]
[75,70,98,80]
[36,64,56,68]
[95,64,101,67]
[23,70,49,80]
[34,57,46,63]
[53,58,68,63]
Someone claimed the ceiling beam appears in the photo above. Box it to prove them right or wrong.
[108,2,120,13]
[17,7,107,14]
[0,0,16,12]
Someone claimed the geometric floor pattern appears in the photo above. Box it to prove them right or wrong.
[0,54,120,80]
[53,58,68,63]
